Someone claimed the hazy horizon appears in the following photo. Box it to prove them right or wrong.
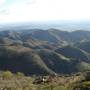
[0,20,90,31]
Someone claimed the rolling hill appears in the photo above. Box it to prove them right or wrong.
[0,29,90,75]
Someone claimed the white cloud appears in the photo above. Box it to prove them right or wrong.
[0,0,90,23]
[0,0,6,5]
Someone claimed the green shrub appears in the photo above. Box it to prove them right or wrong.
[2,70,13,79]
[16,72,25,77]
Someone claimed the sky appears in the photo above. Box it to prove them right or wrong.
[0,0,90,23]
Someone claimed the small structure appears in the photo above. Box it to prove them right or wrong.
[33,75,55,84]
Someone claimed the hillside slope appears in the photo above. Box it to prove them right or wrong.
[0,29,90,75]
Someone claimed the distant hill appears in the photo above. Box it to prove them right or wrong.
[0,29,90,75]
[20,29,90,44]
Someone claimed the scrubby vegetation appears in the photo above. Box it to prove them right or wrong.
[0,70,89,90]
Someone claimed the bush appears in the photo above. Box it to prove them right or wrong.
[16,72,25,77]
[2,70,13,79]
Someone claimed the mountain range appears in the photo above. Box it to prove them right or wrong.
[0,29,90,75]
